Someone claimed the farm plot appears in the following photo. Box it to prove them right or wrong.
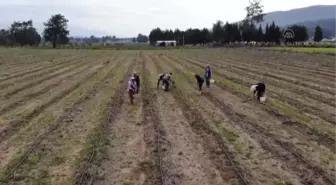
[0,48,335,185]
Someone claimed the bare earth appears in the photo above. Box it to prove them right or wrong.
[0,48,334,185]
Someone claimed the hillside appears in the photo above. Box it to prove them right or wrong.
[262,5,336,37]
[286,18,336,37]
[263,5,336,26]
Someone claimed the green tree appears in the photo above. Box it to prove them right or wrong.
[231,23,241,42]
[256,24,264,42]
[212,20,225,44]
[136,34,149,43]
[43,14,69,48]
[313,25,323,42]
[287,25,309,42]
[0,29,10,45]
[7,20,40,46]
[223,22,232,43]
[240,20,257,43]
[245,0,265,25]
[201,28,212,44]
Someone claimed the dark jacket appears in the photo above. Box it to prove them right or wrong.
[256,82,266,93]
[133,74,140,87]
[195,74,204,84]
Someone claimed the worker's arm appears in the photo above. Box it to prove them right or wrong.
[169,77,175,84]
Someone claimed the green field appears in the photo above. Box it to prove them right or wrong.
[267,46,336,53]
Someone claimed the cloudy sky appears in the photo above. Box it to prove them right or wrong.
[0,0,335,37]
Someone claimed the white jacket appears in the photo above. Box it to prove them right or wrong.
[127,80,137,92]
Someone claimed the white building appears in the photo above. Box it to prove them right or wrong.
[155,40,177,46]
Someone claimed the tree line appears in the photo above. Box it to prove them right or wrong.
[0,0,326,48]
[69,34,149,44]
[0,14,70,48]
[149,20,325,46]
[149,0,325,45]
[0,12,150,48]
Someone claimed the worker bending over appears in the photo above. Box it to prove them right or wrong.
[250,82,266,102]
[157,73,175,91]
[194,74,204,92]
[127,77,137,104]
[133,72,140,94]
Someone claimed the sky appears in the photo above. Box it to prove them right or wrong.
[0,0,335,37]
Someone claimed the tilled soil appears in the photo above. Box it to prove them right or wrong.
[158,53,335,185]
[1,49,334,185]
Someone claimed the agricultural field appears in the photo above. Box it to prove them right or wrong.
[0,48,335,185]
[266,46,336,54]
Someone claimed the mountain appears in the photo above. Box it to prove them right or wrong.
[286,18,335,37]
[262,5,336,37]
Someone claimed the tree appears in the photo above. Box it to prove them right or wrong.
[314,25,323,42]
[136,34,149,43]
[43,14,70,48]
[231,23,241,42]
[0,29,10,45]
[212,20,225,44]
[201,28,212,44]
[6,20,41,46]
[287,25,309,42]
[256,24,264,42]
[240,20,257,43]
[245,0,265,25]
[149,28,163,44]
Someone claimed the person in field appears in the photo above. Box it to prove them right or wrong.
[157,73,165,88]
[127,77,137,104]
[250,82,266,102]
[133,72,140,94]
[204,64,212,88]
[157,73,175,91]
[194,73,205,92]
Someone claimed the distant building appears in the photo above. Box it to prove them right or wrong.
[155,40,177,47]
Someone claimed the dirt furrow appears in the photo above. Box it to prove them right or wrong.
[0,66,89,116]
[170,55,336,128]
[174,56,336,124]
[0,58,126,184]
[73,57,135,185]
[156,55,304,185]
[212,49,336,75]
[173,55,336,109]
[0,51,85,76]
[0,57,122,117]
[0,61,53,77]
[0,54,84,83]
[88,55,146,185]
[0,63,107,147]
[132,53,167,185]
[149,55,230,185]
[162,56,334,185]
[164,54,335,152]
[185,50,336,82]
[191,56,335,95]
[0,58,97,98]
[151,55,250,185]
